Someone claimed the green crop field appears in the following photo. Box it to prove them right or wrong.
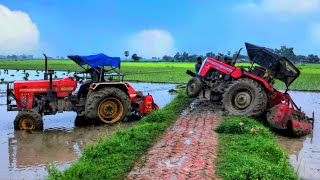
[0,60,319,91]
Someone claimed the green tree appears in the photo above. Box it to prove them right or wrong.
[307,54,320,63]
[131,53,140,61]
[296,55,307,63]
[162,55,174,61]
[181,52,189,62]
[124,51,129,60]
[206,52,215,58]
[188,54,198,62]
[174,52,181,61]
[275,46,297,62]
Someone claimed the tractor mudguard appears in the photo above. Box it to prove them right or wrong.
[244,72,274,92]
[88,82,129,96]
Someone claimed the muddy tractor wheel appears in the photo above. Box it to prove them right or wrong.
[222,78,267,117]
[210,91,222,102]
[14,110,43,130]
[85,87,130,124]
[186,77,202,98]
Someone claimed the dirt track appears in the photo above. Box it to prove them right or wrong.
[128,97,221,180]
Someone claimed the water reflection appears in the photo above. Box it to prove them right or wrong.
[8,123,135,169]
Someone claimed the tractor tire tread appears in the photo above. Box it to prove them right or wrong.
[85,87,131,123]
[186,77,202,98]
[222,78,267,117]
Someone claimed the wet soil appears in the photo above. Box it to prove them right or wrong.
[0,82,176,180]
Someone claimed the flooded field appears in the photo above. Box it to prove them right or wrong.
[277,91,320,180]
[0,69,74,82]
[0,82,177,180]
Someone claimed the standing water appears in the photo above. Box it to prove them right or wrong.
[0,79,177,179]
[277,91,320,180]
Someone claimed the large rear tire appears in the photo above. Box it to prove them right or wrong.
[14,110,43,130]
[85,87,130,124]
[186,77,202,98]
[222,78,267,117]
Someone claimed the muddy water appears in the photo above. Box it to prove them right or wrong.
[0,82,176,180]
[277,91,320,180]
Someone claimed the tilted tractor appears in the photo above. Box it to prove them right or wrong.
[7,53,159,130]
[186,42,314,136]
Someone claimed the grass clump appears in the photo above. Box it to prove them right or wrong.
[46,91,193,180]
[215,116,297,180]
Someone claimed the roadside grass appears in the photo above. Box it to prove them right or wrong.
[215,116,297,180]
[0,60,320,90]
[46,91,193,180]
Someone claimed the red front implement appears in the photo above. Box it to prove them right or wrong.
[125,83,159,116]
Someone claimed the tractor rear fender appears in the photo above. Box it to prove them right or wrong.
[88,82,129,97]
[243,72,274,92]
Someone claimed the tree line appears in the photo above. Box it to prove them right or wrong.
[129,46,320,63]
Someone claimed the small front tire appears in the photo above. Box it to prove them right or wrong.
[186,77,202,98]
[14,110,43,130]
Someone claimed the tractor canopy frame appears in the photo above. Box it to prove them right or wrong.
[67,53,125,82]
[245,42,300,88]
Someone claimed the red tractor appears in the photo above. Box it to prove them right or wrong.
[7,53,159,130]
[186,42,314,136]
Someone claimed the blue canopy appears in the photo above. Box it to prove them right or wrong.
[68,53,121,68]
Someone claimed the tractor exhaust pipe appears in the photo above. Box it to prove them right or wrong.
[186,70,197,77]
[47,69,54,99]
[43,53,48,80]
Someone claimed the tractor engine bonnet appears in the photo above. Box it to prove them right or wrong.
[14,77,77,109]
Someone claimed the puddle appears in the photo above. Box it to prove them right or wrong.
[277,91,320,180]
[0,81,176,179]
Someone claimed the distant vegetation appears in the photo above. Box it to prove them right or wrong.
[1,45,319,63]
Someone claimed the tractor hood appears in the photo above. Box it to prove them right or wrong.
[245,42,300,87]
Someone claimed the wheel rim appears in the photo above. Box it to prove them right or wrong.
[98,97,124,123]
[233,91,252,110]
[188,83,196,93]
[20,117,35,130]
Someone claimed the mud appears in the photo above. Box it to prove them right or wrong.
[0,82,176,180]
[277,91,320,180]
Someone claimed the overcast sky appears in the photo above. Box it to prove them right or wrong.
[0,0,320,58]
